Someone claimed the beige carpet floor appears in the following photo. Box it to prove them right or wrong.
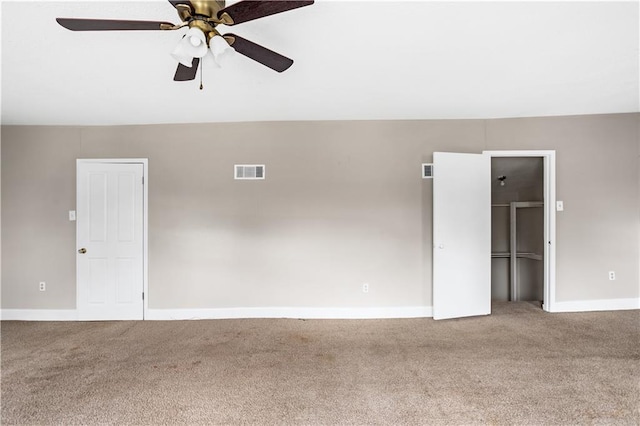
[1,302,639,425]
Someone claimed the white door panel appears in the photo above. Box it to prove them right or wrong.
[77,162,144,320]
[433,152,491,320]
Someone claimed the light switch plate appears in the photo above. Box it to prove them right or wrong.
[69,210,76,221]
[556,201,564,211]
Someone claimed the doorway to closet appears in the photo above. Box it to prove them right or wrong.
[490,157,544,306]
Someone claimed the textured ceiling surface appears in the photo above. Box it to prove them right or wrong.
[1,1,639,125]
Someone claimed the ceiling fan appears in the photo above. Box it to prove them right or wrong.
[56,0,314,82]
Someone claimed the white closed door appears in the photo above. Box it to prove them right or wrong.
[77,162,144,320]
[433,152,491,320]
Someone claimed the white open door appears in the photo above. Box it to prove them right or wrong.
[77,161,144,320]
[433,152,491,320]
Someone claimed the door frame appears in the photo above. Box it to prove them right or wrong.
[483,150,556,312]
[76,158,149,320]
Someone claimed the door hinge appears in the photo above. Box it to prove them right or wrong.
[142,176,144,185]
[142,292,144,301]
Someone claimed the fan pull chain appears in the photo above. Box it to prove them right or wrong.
[199,58,203,90]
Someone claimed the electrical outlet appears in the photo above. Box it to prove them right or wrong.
[362,283,369,293]
[39,282,46,291]
[608,271,616,281]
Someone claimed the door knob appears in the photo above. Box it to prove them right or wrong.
[78,248,87,254]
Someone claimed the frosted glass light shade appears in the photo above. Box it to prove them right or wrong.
[171,38,194,67]
[170,27,208,67]
[186,27,206,52]
[209,35,235,66]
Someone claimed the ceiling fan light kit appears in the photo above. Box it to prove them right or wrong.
[56,0,314,83]
[172,29,235,69]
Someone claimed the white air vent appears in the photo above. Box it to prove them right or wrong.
[235,164,265,180]
[422,163,433,179]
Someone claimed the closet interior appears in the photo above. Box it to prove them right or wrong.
[491,157,544,304]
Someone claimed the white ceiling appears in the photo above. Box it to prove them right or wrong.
[1,1,639,126]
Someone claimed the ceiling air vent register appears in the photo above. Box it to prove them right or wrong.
[235,164,265,180]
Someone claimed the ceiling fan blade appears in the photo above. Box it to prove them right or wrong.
[56,18,174,31]
[174,58,200,81]
[225,34,293,72]
[218,1,313,25]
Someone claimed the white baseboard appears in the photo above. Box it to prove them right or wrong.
[145,306,433,320]
[4,299,638,321]
[551,297,640,313]
[1,309,78,321]
[1,307,431,322]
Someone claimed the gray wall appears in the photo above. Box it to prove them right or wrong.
[2,114,639,310]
